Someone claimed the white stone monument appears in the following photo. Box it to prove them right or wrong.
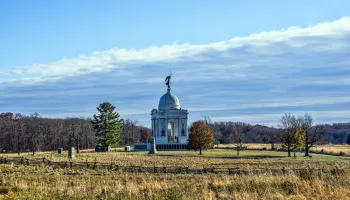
[150,73,189,150]
[68,147,75,159]
[149,137,157,154]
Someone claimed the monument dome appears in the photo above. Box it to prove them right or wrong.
[147,73,189,150]
[158,89,180,110]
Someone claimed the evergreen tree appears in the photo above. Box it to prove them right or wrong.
[91,102,123,147]
[347,134,350,145]
[188,120,214,155]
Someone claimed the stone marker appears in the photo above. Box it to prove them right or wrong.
[58,148,63,155]
[239,142,244,150]
[214,140,220,148]
[68,147,75,159]
[125,146,130,152]
[149,137,157,154]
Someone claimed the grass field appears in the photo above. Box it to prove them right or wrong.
[1,148,350,199]
[218,143,350,156]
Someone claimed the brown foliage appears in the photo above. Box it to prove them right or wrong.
[188,120,214,155]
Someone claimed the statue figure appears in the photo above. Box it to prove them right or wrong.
[165,71,172,89]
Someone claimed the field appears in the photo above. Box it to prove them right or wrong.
[218,143,350,156]
[1,148,350,199]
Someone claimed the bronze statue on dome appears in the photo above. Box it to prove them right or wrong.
[165,71,172,89]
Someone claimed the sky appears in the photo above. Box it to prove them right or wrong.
[1,0,350,127]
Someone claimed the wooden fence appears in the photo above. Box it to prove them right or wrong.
[1,157,349,176]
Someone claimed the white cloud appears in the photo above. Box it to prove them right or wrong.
[2,17,350,86]
[1,17,350,126]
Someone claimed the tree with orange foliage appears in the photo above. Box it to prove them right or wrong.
[188,120,214,155]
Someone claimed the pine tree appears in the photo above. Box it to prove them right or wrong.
[188,120,214,155]
[91,102,123,148]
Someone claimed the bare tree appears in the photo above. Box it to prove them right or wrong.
[231,122,250,157]
[14,113,26,155]
[280,113,305,157]
[121,119,140,145]
[297,113,323,156]
[203,116,212,125]
[66,118,81,153]
[26,113,42,156]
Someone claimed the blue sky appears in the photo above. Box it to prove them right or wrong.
[1,1,350,127]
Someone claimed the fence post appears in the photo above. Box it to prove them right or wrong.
[42,157,46,167]
[139,166,142,173]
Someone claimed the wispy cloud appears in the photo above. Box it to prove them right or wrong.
[1,17,350,127]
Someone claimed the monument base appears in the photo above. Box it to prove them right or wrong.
[133,143,151,151]
[156,144,187,151]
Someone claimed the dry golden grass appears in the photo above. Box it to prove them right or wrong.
[3,149,350,170]
[219,143,350,155]
[310,144,350,155]
[1,150,350,199]
[0,163,349,200]
[218,143,282,150]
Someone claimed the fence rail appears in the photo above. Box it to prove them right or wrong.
[1,157,349,176]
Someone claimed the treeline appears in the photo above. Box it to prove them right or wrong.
[0,112,151,154]
[1,112,349,154]
[205,117,350,145]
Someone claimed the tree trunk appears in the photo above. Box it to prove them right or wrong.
[304,133,309,156]
[305,145,309,156]
[76,140,80,153]
[237,143,240,157]
[287,146,291,157]
[17,134,20,156]
[199,148,202,155]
